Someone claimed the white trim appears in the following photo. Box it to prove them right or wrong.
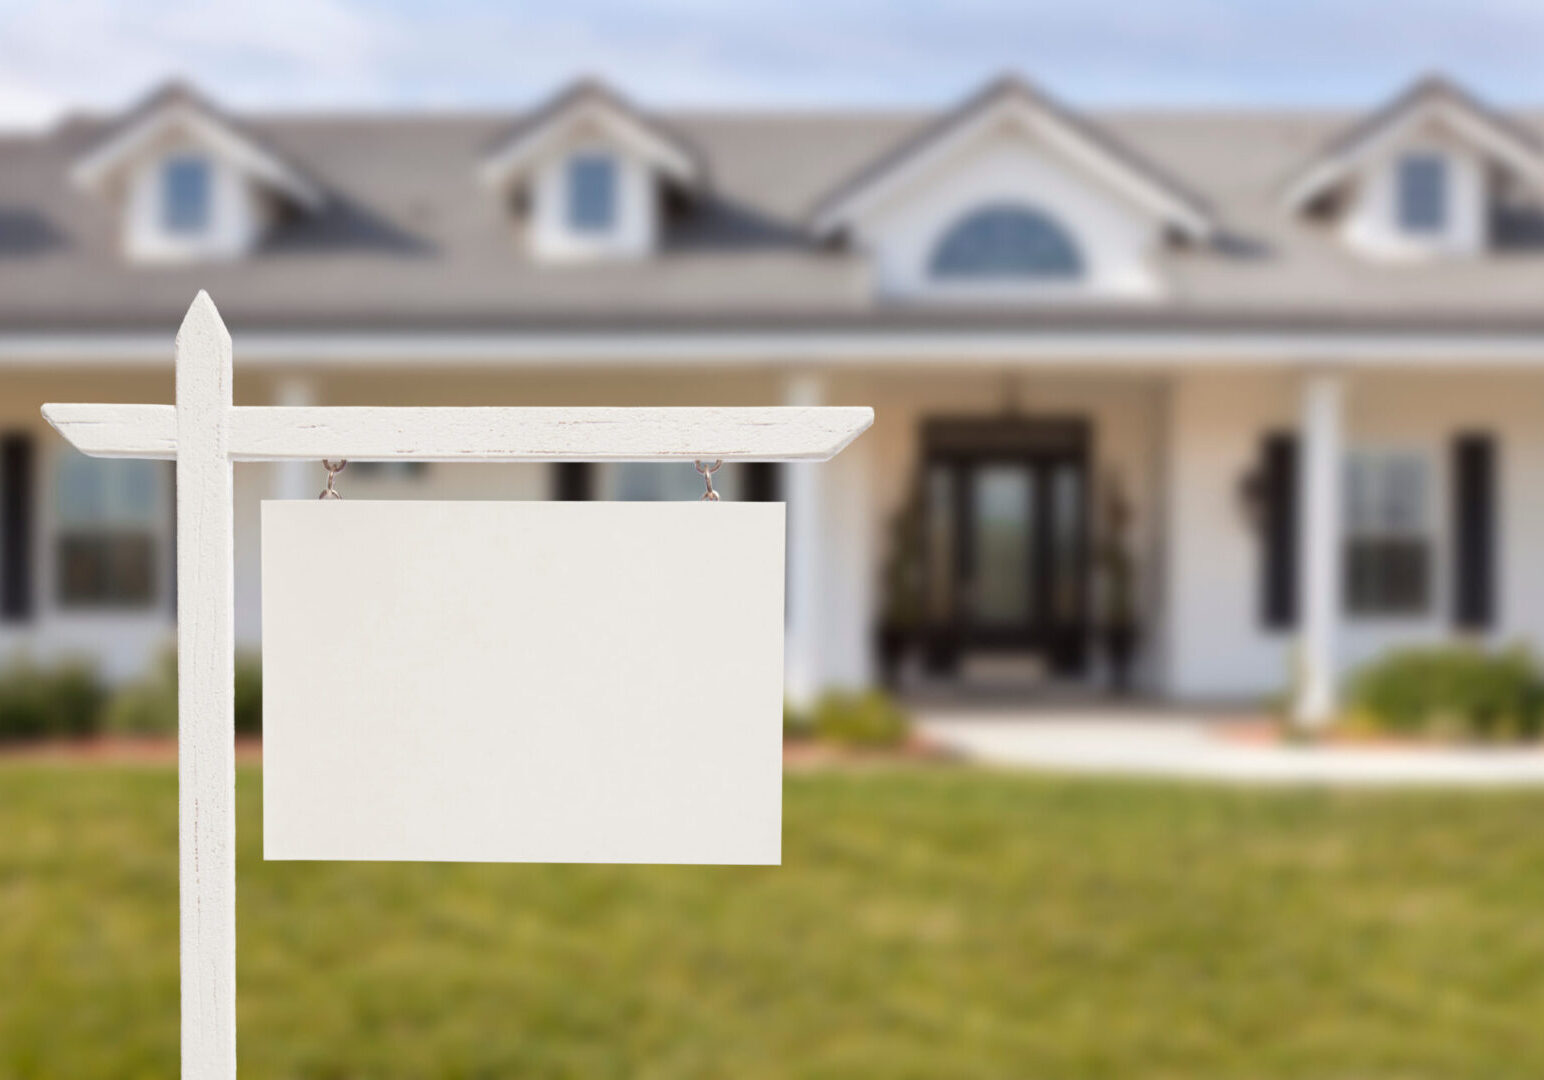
[71,103,323,211]
[43,404,875,463]
[12,329,1544,368]
[1285,96,1544,212]
[480,99,699,190]
[813,94,1214,242]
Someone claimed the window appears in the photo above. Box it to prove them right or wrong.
[566,154,617,233]
[1396,153,1447,234]
[929,204,1083,280]
[53,452,162,609]
[161,155,212,234]
[1344,450,1430,616]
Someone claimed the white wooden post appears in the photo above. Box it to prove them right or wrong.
[41,293,873,1080]
[1296,371,1344,728]
[176,294,238,1078]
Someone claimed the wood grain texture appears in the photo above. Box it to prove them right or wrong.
[44,404,873,462]
[174,292,237,1080]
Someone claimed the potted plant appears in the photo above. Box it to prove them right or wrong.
[1096,473,1139,694]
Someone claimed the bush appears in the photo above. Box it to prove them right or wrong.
[810,690,911,749]
[1345,645,1544,741]
[234,654,262,736]
[783,701,814,741]
[102,651,178,736]
[0,656,107,742]
[103,649,263,737]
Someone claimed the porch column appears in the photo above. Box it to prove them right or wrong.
[272,377,316,500]
[1295,371,1344,727]
[784,373,825,707]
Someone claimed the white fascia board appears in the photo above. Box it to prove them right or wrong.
[70,104,323,211]
[814,97,1215,242]
[480,102,698,189]
[1284,98,1544,211]
[10,328,1544,368]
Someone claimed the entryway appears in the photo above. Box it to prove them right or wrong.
[917,416,1091,681]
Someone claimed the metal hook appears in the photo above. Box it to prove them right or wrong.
[318,459,347,500]
[694,459,722,501]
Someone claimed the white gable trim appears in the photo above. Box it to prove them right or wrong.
[1285,94,1544,212]
[814,95,1215,243]
[479,100,700,190]
[71,103,324,211]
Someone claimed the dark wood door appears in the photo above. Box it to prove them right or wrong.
[921,418,1090,675]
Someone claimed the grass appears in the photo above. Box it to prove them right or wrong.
[2,763,1544,1078]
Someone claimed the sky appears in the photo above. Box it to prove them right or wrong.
[2,0,1543,129]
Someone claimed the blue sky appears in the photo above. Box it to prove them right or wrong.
[1,0,1542,128]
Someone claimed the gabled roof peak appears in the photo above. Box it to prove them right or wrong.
[479,77,706,190]
[1286,73,1544,210]
[69,78,325,210]
[811,72,1216,242]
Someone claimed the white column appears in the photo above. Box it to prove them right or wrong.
[1295,371,1344,727]
[272,377,316,500]
[784,374,825,706]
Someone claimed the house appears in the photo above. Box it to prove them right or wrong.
[2,72,1542,722]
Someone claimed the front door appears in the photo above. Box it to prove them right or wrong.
[921,418,1090,676]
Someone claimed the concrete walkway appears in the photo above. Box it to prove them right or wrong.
[915,707,1544,786]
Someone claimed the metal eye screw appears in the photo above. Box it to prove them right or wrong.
[694,459,722,501]
[318,459,347,500]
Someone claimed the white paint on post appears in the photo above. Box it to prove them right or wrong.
[1296,371,1344,728]
[174,292,237,1079]
[784,374,825,707]
[271,377,316,501]
[42,404,874,464]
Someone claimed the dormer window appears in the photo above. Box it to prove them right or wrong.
[479,80,706,262]
[1397,153,1447,234]
[930,204,1084,280]
[161,154,212,235]
[69,81,324,263]
[566,153,617,233]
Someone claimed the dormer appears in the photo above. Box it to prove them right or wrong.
[1284,75,1544,261]
[810,76,1216,302]
[479,80,706,262]
[69,81,324,264]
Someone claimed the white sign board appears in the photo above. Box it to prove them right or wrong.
[262,500,784,865]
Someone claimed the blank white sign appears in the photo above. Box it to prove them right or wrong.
[262,500,784,865]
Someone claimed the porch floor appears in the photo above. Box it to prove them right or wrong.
[913,703,1544,786]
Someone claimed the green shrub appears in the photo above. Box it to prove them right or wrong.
[783,701,814,741]
[234,654,262,736]
[0,656,107,741]
[103,649,263,737]
[1345,645,1544,742]
[810,690,911,749]
[102,651,178,736]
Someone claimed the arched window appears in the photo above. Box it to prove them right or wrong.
[929,204,1083,280]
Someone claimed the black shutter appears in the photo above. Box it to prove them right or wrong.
[552,462,594,501]
[1260,432,1298,629]
[1,433,35,621]
[744,463,780,503]
[1452,433,1496,630]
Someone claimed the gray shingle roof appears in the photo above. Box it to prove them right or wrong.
[4,79,1544,336]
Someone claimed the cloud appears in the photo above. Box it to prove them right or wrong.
[1,0,1542,132]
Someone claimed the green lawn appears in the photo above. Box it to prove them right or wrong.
[2,763,1543,1078]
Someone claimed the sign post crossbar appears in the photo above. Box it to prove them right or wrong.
[42,292,873,1080]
